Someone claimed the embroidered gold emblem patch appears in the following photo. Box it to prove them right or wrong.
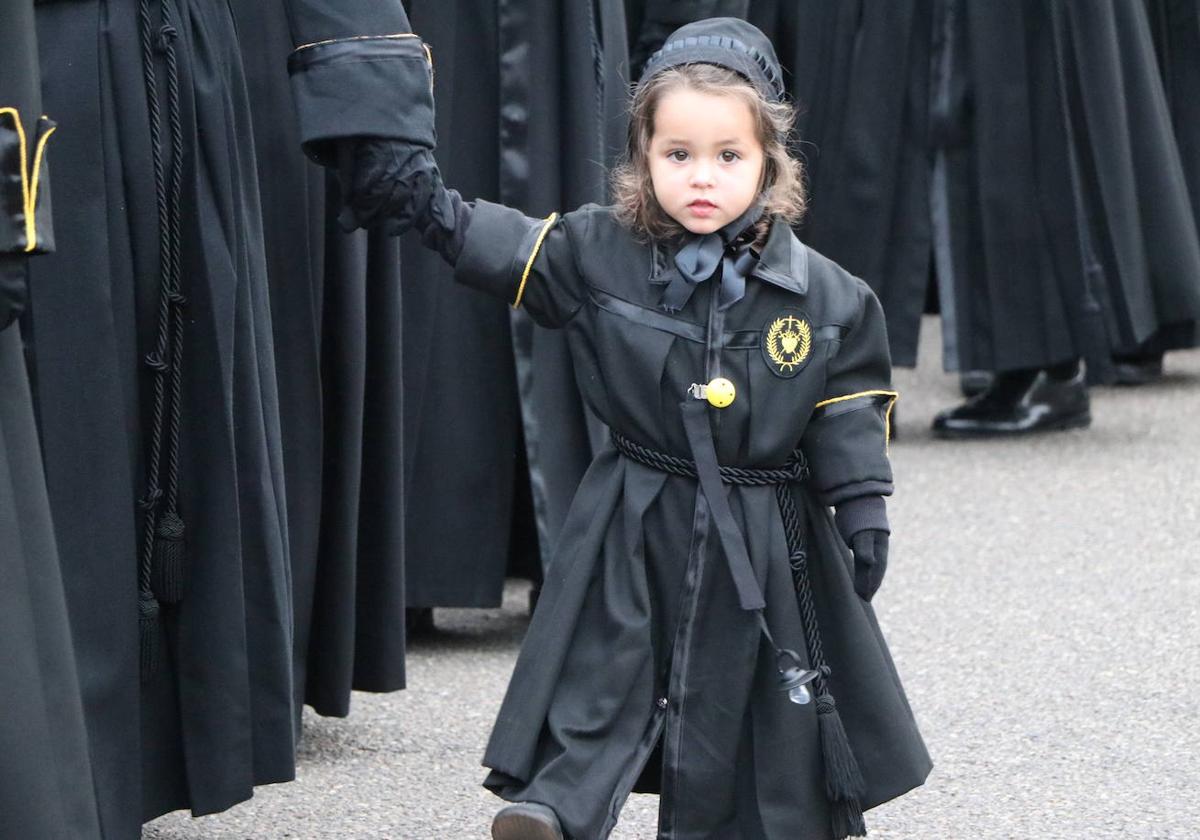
[761,311,812,378]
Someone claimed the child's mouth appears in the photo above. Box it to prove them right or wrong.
[688,200,717,217]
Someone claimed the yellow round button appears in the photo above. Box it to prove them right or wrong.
[706,377,736,408]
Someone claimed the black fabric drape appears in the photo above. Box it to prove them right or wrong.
[401,0,628,607]
[757,0,1200,375]
[0,3,102,836]
[28,0,294,830]
[232,0,407,724]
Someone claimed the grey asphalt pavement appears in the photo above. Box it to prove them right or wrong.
[145,321,1200,839]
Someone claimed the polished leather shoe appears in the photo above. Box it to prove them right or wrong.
[932,366,1091,438]
[492,802,564,840]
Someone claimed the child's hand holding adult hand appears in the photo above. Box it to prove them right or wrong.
[334,139,468,265]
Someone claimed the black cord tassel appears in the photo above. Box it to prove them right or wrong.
[139,592,161,679]
[151,511,186,603]
[817,693,867,837]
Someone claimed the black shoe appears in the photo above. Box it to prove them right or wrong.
[492,802,564,840]
[932,366,1091,438]
[405,607,435,637]
[1111,353,1164,386]
[959,370,994,398]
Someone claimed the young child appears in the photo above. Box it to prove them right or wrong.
[346,17,931,840]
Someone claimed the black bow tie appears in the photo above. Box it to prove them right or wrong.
[659,202,764,313]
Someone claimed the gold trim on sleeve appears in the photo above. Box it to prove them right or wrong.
[814,389,899,450]
[512,212,559,309]
[1,107,36,252]
[291,32,420,55]
[27,121,56,252]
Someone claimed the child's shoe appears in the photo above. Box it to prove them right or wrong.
[491,802,564,840]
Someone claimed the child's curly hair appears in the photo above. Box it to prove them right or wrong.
[611,63,806,242]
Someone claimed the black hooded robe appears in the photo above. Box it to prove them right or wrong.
[0,3,102,835]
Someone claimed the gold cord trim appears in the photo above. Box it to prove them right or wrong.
[814,389,899,451]
[292,32,419,55]
[513,212,559,309]
[27,122,56,252]
[1,107,33,251]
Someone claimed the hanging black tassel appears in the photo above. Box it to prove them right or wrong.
[139,592,161,679]
[817,693,867,838]
[151,510,186,603]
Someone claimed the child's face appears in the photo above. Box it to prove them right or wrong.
[648,87,765,236]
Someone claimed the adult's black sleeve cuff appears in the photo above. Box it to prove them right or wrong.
[287,34,435,167]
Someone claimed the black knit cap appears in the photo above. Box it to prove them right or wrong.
[638,17,786,102]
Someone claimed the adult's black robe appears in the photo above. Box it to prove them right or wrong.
[757,0,1200,375]
[232,0,407,723]
[0,3,102,836]
[458,203,931,839]
[401,0,629,607]
[25,0,429,833]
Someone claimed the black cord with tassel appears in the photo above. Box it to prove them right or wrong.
[610,430,868,837]
[137,0,187,680]
[779,486,868,838]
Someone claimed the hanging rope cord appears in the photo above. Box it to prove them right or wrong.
[137,0,187,677]
[610,431,868,838]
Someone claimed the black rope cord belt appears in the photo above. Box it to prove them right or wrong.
[611,428,870,839]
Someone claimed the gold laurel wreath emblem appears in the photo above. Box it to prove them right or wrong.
[766,315,812,373]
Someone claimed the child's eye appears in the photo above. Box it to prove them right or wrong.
[720,150,741,163]
[668,149,689,162]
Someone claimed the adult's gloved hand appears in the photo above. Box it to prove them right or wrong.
[834,494,890,601]
[1,253,29,331]
[334,138,470,264]
[849,529,889,602]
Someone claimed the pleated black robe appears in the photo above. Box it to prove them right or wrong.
[232,0,407,723]
[29,1,293,829]
[758,0,1200,375]
[401,0,629,607]
[0,3,102,835]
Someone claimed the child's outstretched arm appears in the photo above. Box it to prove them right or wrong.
[801,280,898,601]
[335,138,587,330]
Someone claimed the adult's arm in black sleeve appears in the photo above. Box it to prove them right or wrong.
[283,0,435,167]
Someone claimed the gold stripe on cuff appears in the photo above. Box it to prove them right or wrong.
[512,211,559,309]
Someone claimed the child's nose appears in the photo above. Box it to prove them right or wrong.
[690,163,715,187]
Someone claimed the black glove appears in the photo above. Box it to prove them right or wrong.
[833,495,890,601]
[1,253,29,332]
[335,138,470,265]
[850,530,889,602]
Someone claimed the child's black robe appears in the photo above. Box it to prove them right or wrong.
[457,202,932,839]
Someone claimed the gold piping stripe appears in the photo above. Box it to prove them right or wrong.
[814,388,899,451]
[512,212,559,309]
[422,43,435,91]
[26,122,56,253]
[292,32,419,54]
[1,107,32,250]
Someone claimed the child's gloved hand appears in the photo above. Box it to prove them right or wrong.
[334,138,470,264]
[849,530,889,602]
[833,495,890,601]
